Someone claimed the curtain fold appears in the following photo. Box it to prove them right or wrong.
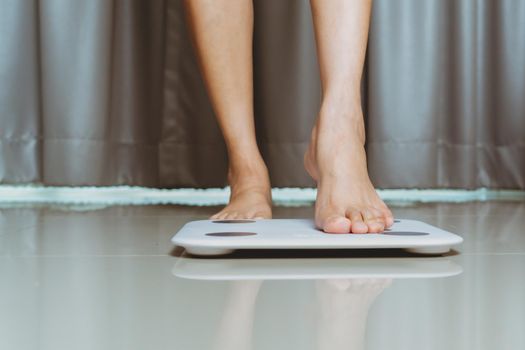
[0,0,523,189]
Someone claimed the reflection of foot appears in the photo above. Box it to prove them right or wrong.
[316,278,392,308]
[213,280,263,350]
[211,157,272,220]
[315,278,392,350]
[304,99,394,233]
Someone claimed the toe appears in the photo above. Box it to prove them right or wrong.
[210,210,223,220]
[322,215,351,234]
[383,208,394,227]
[349,210,368,234]
[252,211,270,220]
[367,220,385,233]
[224,212,237,220]
[212,212,226,220]
[363,208,385,233]
[377,204,394,227]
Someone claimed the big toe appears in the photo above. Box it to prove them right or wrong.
[321,215,351,234]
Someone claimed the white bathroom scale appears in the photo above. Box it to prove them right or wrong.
[171,219,463,256]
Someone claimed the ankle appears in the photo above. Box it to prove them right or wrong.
[227,154,269,186]
[316,115,366,147]
[315,94,365,140]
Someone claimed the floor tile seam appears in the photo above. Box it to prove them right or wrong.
[2,252,525,258]
[0,254,171,258]
[456,252,525,256]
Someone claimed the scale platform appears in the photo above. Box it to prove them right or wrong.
[171,219,463,256]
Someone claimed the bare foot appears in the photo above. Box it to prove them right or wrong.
[304,98,394,233]
[211,157,272,220]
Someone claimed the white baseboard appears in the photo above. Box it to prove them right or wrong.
[0,185,523,206]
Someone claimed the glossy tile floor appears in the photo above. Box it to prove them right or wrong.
[1,201,524,350]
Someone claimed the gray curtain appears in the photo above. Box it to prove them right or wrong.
[0,0,524,189]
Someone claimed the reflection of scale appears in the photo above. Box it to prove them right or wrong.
[172,255,463,280]
[171,219,463,256]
